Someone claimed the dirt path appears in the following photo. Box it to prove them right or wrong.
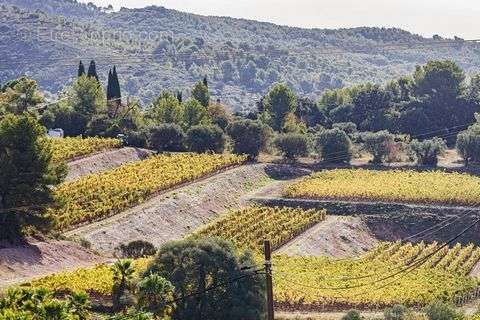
[65,164,304,255]
[0,240,107,289]
[66,147,153,181]
[276,215,378,257]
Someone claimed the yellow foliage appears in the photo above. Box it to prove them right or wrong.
[192,206,327,252]
[285,169,480,206]
[50,137,121,163]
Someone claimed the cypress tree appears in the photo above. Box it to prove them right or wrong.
[87,60,99,81]
[107,69,113,101]
[203,76,208,87]
[176,91,183,103]
[112,66,121,104]
[78,61,86,77]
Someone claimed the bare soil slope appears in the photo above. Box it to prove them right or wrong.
[66,147,153,181]
[276,215,379,257]
[0,240,106,289]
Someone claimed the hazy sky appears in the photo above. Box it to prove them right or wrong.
[81,0,480,39]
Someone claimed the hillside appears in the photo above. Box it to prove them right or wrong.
[2,0,480,111]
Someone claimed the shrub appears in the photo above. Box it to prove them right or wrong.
[149,124,185,152]
[227,119,269,160]
[112,259,136,312]
[316,128,352,163]
[342,310,362,320]
[409,138,446,166]
[456,124,480,166]
[384,304,410,320]
[424,301,464,320]
[274,133,309,160]
[363,130,396,163]
[137,274,175,318]
[186,125,226,153]
[333,122,358,135]
[116,240,157,259]
[144,238,265,320]
[127,131,148,148]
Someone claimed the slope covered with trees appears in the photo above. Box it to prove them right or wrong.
[2,0,480,110]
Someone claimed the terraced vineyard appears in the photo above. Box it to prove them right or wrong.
[273,242,480,309]
[51,153,247,230]
[285,169,480,206]
[50,137,122,162]
[192,206,327,252]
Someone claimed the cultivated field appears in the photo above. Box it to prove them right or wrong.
[51,153,246,230]
[50,137,121,163]
[285,169,480,206]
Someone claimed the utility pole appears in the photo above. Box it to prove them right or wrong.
[264,240,274,320]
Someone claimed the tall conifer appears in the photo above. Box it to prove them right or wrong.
[78,61,85,77]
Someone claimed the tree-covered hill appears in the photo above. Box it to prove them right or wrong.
[2,0,480,111]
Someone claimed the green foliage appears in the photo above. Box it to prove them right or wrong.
[384,304,410,320]
[0,114,66,242]
[0,287,90,320]
[316,128,352,163]
[66,75,106,120]
[409,138,446,166]
[144,238,265,320]
[456,121,480,165]
[182,99,210,129]
[263,83,297,131]
[191,81,210,108]
[274,133,309,160]
[149,124,185,152]
[227,119,268,160]
[342,310,362,320]
[137,274,175,318]
[0,76,44,115]
[40,103,88,136]
[108,310,154,320]
[116,240,157,259]
[207,103,232,130]
[112,259,136,312]
[147,92,183,125]
[363,130,396,163]
[424,301,464,320]
[186,125,225,153]
[414,60,466,101]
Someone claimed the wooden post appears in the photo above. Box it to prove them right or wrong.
[264,240,274,320]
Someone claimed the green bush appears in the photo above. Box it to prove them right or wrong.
[409,138,446,166]
[149,124,185,152]
[424,301,464,320]
[456,124,480,166]
[363,130,396,163]
[227,119,269,160]
[274,133,309,160]
[186,125,225,153]
[316,128,352,163]
[342,310,362,320]
[137,274,175,318]
[144,238,265,320]
[116,240,157,259]
[384,304,410,320]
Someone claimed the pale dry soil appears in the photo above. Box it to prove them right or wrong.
[66,147,153,181]
[0,239,107,289]
[276,215,378,257]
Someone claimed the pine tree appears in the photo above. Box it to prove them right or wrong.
[111,66,121,104]
[107,69,113,101]
[203,76,208,87]
[87,60,99,81]
[78,61,86,78]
